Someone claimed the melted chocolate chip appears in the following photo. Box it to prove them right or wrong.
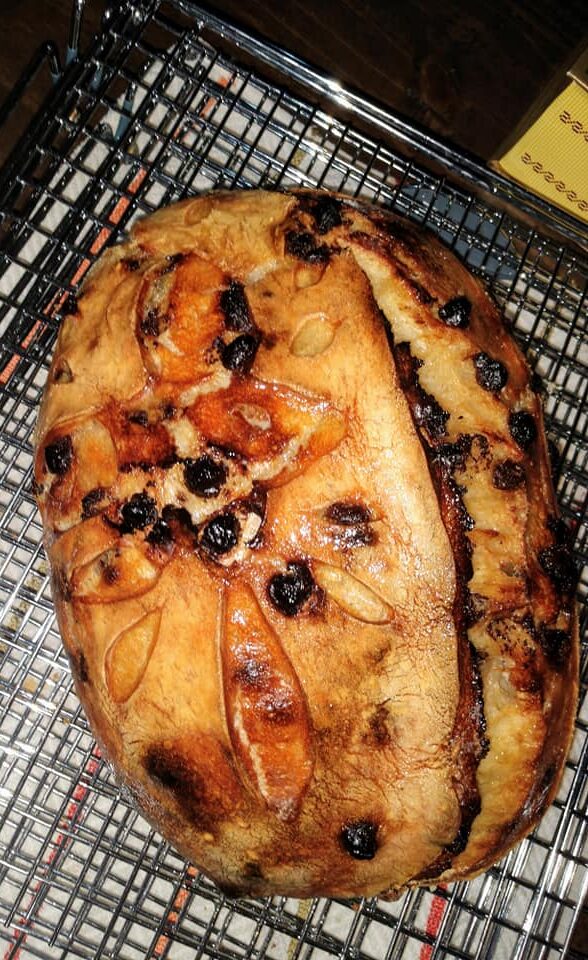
[538,627,571,670]
[72,650,89,684]
[340,820,378,860]
[267,562,314,617]
[285,230,330,263]
[160,252,185,275]
[509,411,537,450]
[184,456,228,499]
[538,545,578,595]
[81,487,107,520]
[492,459,525,491]
[438,296,471,328]
[473,352,508,392]
[221,334,259,373]
[433,435,473,472]
[308,196,343,234]
[219,281,254,333]
[325,501,372,525]
[146,518,174,549]
[200,513,240,555]
[44,435,73,475]
[119,492,158,534]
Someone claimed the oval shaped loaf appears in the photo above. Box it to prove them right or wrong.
[34,189,578,899]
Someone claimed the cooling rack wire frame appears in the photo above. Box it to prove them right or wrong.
[0,2,586,958]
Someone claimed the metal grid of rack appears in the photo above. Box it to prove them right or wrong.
[0,3,586,958]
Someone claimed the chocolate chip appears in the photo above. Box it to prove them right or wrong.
[340,820,378,860]
[160,252,185,275]
[267,562,314,617]
[414,393,450,439]
[508,411,537,451]
[184,456,228,499]
[146,518,174,549]
[438,296,471,328]
[221,334,259,373]
[538,627,571,670]
[473,352,508,392]
[62,293,79,317]
[140,307,161,337]
[127,409,149,426]
[492,459,525,491]
[122,257,142,272]
[44,435,73,475]
[547,514,573,546]
[81,486,107,519]
[200,513,240,555]
[538,545,578,595]
[120,492,158,534]
[285,230,330,263]
[325,501,372,525]
[308,196,343,234]
[220,280,254,333]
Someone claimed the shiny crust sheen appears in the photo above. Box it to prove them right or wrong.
[34,189,578,899]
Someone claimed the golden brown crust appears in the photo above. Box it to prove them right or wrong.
[35,188,578,899]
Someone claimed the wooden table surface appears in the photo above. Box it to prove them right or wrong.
[0,0,586,954]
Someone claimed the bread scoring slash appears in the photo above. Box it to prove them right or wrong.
[33,189,578,899]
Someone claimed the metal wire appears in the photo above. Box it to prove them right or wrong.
[0,2,586,958]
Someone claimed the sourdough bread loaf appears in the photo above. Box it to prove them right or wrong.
[34,189,578,899]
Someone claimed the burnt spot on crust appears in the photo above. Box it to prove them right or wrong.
[45,435,73,475]
[464,591,487,627]
[233,658,270,690]
[366,703,392,747]
[473,352,508,393]
[438,296,471,328]
[119,492,158,534]
[538,627,571,670]
[51,565,72,602]
[301,195,343,234]
[184,455,228,499]
[200,512,240,556]
[340,820,379,860]
[395,342,449,440]
[255,688,297,725]
[325,501,372,525]
[221,334,259,374]
[243,860,264,880]
[81,486,108,520]
[508,410,537,451]
[267,562,314,617]
[220,280,255,333]
[285,230,330,264]
[493,459,526,491]
[538,544,578,595]
[325,500,376,548]
[71,650,89,684]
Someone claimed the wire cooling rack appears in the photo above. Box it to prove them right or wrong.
[0,3,587,958]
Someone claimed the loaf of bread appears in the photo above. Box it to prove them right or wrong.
[34,189,578,899]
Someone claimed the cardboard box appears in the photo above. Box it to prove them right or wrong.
[492,48,588,223]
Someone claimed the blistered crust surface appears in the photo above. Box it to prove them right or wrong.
[35,189,578,899]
